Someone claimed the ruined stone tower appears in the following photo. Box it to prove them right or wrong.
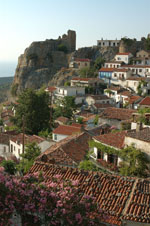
[119,40,127,53]
[61,30,76,53]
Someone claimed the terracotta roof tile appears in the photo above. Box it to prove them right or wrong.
[99,107,136,120]
[55,116,69,124]
[53,125,81,136]
[139,96,150,106]
[125,95,141,104]
[116,52,131,55]
[36,132,91,166]
[127,127,150,142]
[94,131,127,149]
[10,133,45,145]
[99,67,115,72]
[29,162,135,225]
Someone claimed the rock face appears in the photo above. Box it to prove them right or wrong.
[13,30,76,93]
[13,31,145,92]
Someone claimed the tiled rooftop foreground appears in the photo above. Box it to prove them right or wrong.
[30,162,150,226]
[123,180,150,224]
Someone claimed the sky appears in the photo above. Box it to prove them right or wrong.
[0,0,150,63]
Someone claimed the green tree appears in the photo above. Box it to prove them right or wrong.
[138,108,150,125]
[145,37,150,51]
[11,89,50,134]
[77,117,83,124]
[105,89,113,97]
[79,160,98,171]
[79,66,97,78]
[64,81,70,87]
[18,142,41,174]
[1,160,16,175]
[120,145,149,177]
[94,57,105,70]
[54,96,77,119]
[93,115,99,125]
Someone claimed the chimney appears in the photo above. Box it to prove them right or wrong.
[136,122,142,132]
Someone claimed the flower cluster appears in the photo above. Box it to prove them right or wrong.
[0,171,101,225]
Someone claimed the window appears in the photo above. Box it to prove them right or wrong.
[11,144,13,153]
[14,146,15,151]
[54,134,57,140]
[18,149,20,155]
[114,73,117,77]
[3,146,6,153]
[97,150,104,159]
[139,69,142,72]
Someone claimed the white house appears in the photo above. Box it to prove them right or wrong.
[124,127,150,160]
[9,134,54,159]
[114,52,133,64]
[52,125,81,142]
[104,61,123,68]
[97,39,120,47]
[111,68,132,86]
[121,65,150,77]
[55,86,85,105]
[69,58,91,69]
[90,131,127,167]
[85,95,113,106]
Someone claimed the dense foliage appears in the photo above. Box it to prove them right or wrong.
[120,145,149,177]
[18,142,41,174]
[12,89,50,134]
[54,96,77,119]
[0,170,101,226]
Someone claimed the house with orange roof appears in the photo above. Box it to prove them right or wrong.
[69,58,91,69]
[52,124,82,142]
[99,107,136,129]
[139,96,150,108]
[36,132,91,167]
[99,67,132,86]
[114,52,133,64]
[91,131,127,167]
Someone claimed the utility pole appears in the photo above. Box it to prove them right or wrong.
[49,92,53,130]
[22,115,25,154]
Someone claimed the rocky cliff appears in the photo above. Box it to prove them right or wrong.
[12,32,145,93]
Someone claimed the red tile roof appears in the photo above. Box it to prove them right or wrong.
[121,65,150,68]
[36,132,91,166]
[123,179,150,223]
[55,116,69,124]
[139,96,150,106]
[99,107,136,120]
[114,68,129,72]
[99,67,115,72]
[93,103,113,109]
[125,95,141,104]
[53,125,81,136]
[119,91,132,97]
[94,131,127,149]
[45,86,56,92]
[116,52,131,55]
[10,133,45,145]
[126,127,150,142]
[126,77,146,81]
[29,162,136,226]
